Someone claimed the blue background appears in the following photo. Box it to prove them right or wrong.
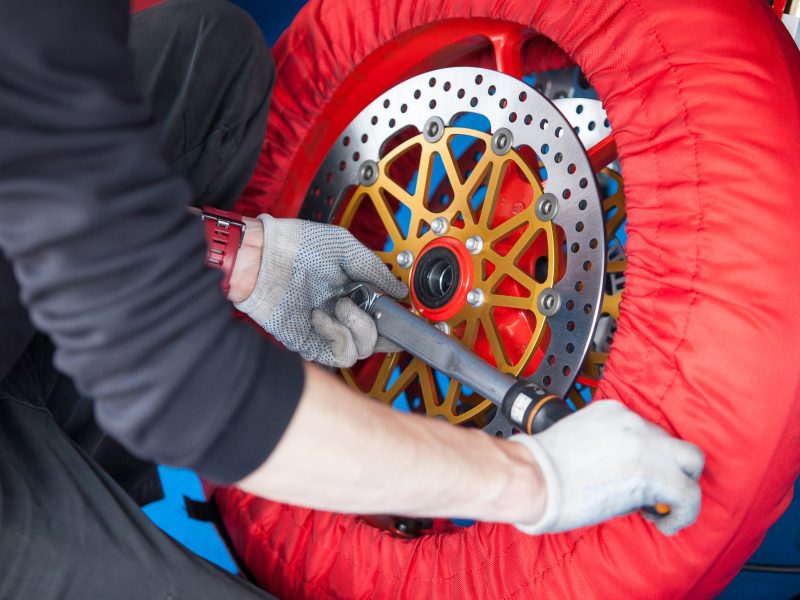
[144,2,800,598]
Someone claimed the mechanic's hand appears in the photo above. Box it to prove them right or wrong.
[235,214,407,367]
[510,400,704,536]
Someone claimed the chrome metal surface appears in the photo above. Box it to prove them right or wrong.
[430,216,449,236]
[537,288,562,317]
[396,250,414,269]
[358,160,379,186]
[535,192,558,221]
[466,288,485,307]
[306,67,607,435]
[465,235,484,255]
[423,116,446,142]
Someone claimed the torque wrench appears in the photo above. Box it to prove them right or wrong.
[345,282,571,435]
[344,281,671,517]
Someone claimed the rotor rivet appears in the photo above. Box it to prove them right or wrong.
[434,321,451,335]
[465,235,484,255]
[491,128,513,156]
[535,193,559,221]
[397,250,414,269]
[537,288,561,317]
[359,160,379,186]
[466,288,485,307]
[431,217,449,236]
[423,116,446,143]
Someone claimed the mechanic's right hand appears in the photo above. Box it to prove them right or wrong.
[509,400,704,536]
[234,214,407,367]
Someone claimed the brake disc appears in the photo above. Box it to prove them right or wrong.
[304,66,608,435]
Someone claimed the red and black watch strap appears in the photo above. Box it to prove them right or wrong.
[200,207,246,296]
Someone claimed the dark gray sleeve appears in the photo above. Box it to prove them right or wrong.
[0,0,304,482]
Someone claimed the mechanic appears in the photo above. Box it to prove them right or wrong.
[0,0,704,598]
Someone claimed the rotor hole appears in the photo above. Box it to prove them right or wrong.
[575,281,585,292]
[509,112,517,123]
[325,172,333,183]
[401,104,408,113]
[414,90,421,99]
[475,74,484,85]
[604,118,611,127]
[313,209,323,220]
[470,97,478,107]
[562,366,571,377]
[575,221,584,232]
[444,81,451,91]
[578,199,587,210]
[540,119,549,130]
[567,163,576,174]
[429,99,437,109]
[326,196,334,207]
[588,121,596,131]
[579,178,588,189]
[488,85,497,96]
[338,161,347,172]
[566,299,575,311]
[562,189,571,200]
[540,143,550,155]
[566,342,575,353]
[583,260,592,271]
[313,186,320,197]
[547,354,556,366]
[555,127,564,138]
[554,152,563,163]
[543,375,552,386]
[519,91,528,102]
[499,98,508,109]
[571,242,580,253]
[583,303,592,314]
[429,77,437,87]
[566,321,576,332]
[371,116,378,125]
[589,238,599,249]
[343,136,351,147]
[457,89,466,99]
[576,105,584,114]
[574,126,580,134]
[389,118,396,128]
[352,151,360,161]
[524,114,533,125]
[361,134,369,143]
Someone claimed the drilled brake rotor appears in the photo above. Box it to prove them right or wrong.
[304,67,607,435]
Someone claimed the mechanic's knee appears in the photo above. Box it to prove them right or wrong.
[133,0,272,75]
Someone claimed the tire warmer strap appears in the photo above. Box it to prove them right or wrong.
[183,494,258,584]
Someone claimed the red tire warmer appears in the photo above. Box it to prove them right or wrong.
[210,1,800,597]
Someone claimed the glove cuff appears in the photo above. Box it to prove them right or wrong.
[508,434,563,534]
[234,214,302,323]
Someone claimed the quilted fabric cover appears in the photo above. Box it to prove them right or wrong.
[208,0,800,597]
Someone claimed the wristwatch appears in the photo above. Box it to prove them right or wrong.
[197,206,246,296]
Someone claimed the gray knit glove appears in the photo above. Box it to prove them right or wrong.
[235,215,408,367]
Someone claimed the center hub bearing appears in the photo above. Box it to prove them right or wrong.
[304,66,607,435]
[411,238,474,319]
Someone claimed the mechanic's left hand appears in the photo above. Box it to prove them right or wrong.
[234,214,407,367]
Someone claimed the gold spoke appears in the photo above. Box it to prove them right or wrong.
[475,160,505,229]
[439,379,463,416]
[417,363,442,414]
[488,293,535,310]
[438,140,464,191]
[479,314,509,369]
[367,189,406,243]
